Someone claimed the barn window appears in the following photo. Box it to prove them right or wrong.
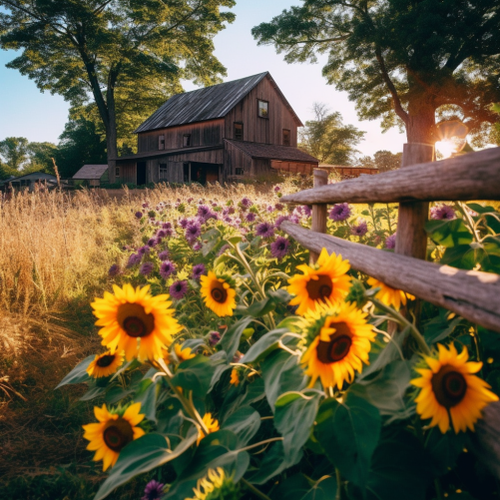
[115,166,120,178]
[158,135,165,150]
[159,163,168,180]
[183,134,191,147]
[234,122,243,141]
[235,167,244,176]
[283,129,291,146]
[258,100,269,118]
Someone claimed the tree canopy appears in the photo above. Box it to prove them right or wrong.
[359,149,402,172]
[298,102,365,164]
[253,0,500,145]
[0,0,235,181]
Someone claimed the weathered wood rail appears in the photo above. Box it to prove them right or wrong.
[281,146,500,333]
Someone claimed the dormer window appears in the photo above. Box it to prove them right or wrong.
[183,134,191,147]
[258,100,269,118]
[234,122,243,141]
[158,135,165,150]
[283,129,291,146]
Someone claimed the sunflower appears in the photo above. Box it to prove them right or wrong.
[197,412,220,445]
[200,271,236,317]
[186,467,226,500]
[174,343,196,362]
[367,277,415,310]
[411,343,498,434]
[82,402,145,471]
[288,248,351,316]
[229,368,240,387]
[301,301,376,390]
[87,351,124,378]
[91,284,182,362]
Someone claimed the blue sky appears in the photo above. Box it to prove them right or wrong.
[0,1,406,157]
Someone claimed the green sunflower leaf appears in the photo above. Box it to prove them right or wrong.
[315,391,381,489]
[270,473,338,500]
[220,316,253,359]
[55,354,94,388]
[171,355,215,399]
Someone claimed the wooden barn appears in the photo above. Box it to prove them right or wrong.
[112,72,318,185]
[72,164,109,187]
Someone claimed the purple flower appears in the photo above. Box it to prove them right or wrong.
[147,238,157,247]
[289,214,300,224]
[108,264,120,277]
[140,262,154,276]
[162,222,172,230]
[187,197,193,203]
[275,215,290,228]
[208,331,221,347]
[275,203,284,211]
[156,229,166,238]
[267,205,274,213]
[218,244,230,256]
[329,203,352,221]
[185,221,201,241]
[192,241,202,251]
[191,263,206,280]
[256,222,275,238]
[245,212,256,223]
[351,221,368,237]
[169,280,188,300]
[138,246,150,256]
[224,216,233,224]
[135,211,143,219]
[270,237,290,259]
[197,205,211,219]
[430,204,456,220]
[240,197,252,208]
[385,233,397,250]
[142,480,164,500]
[179,218,189,229]
[158,250,169,261]
[302,205,312,217]
[126,253,141,268]
[142,202,149,209]
[274,185,281,193]
[160,260,175,279]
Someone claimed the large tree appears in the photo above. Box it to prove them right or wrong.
[298,102,365,164]
[0,0,235,181]
[252,0,500,145]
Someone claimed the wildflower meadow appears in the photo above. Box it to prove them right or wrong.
[2,180,500,500]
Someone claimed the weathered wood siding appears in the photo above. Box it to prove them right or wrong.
[117,162,136,184]
[138,119,224,153]
[271,160,316,175]
[224,141,253,177]
[223,77,299,146]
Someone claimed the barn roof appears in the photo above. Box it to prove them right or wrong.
[225,140,318,163]
[135,72,302,133]
[0,171,57,185]
[73,164,108,180]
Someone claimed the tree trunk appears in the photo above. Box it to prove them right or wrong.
[405,98,436,145]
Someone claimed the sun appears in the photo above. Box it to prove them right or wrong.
[82,402,145,471]
[200,271,236,317]
[288,248,351,316]
[91,284,182,362]
[87,351,124,378]
[301,301,376,390]
[411,343,498,433]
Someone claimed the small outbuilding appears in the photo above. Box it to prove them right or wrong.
[0,171,58,192]
[72,164,109,187]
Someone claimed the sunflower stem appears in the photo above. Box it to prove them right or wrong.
[241,478,272,500]
[434,478,444,500]
[238,437,283,453]
[335,468,344,500]
[371,298,431,356]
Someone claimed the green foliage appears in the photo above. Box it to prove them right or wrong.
[359,150,402,172]
[298,102,365,165]
[252,1,500,144]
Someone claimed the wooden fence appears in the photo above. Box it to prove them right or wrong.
[280,145,500,333]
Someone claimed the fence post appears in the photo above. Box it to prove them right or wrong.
[395,143,435,259]
[310,169,329,264]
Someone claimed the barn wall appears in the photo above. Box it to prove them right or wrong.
[223,77,299,146]
[116,162,136,184]
[137,120,224,153]
[224,142,252,178]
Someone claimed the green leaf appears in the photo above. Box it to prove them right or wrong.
[440,244,475,270]
[425,219,473,248]
[133,379,158,423]
[171,356,215,399]
[425,427,467,476]
[315,391,381,488]
[208,350,231,392]
[275,391,322,468]
[222,406,261,446]
[94,432,197,500]
[80,385,105,401]
[271,474,338,500]
[220,316,253,359]
[423,310,463,344]
[245,442,289,485]
[55,355,94,388]
[261,350,307,408]
[241,297,276,317]
[364,428,431,500]
[241,328,294,363]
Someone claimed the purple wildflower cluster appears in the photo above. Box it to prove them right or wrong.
[385,233,397,249]
[142,480,164,500]
[351,220,368,237]
[169,280,188,300]
[430,204,456,220]
[256,222,275,238]
[270,236,290,259]
[329,203,352,221]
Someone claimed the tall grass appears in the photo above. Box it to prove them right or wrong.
[0,189,138,314]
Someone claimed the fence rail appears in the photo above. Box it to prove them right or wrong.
[281,146,500,205]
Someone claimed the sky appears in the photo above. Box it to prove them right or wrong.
[0,1,407,158]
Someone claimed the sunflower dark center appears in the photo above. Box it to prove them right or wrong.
[96,354,115,368]
[103,418,134,452]
[306,274,333,301]
[211,285,227,304]
[431,366,467,408]
[117,303,155,338]
[316,322,352,364]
